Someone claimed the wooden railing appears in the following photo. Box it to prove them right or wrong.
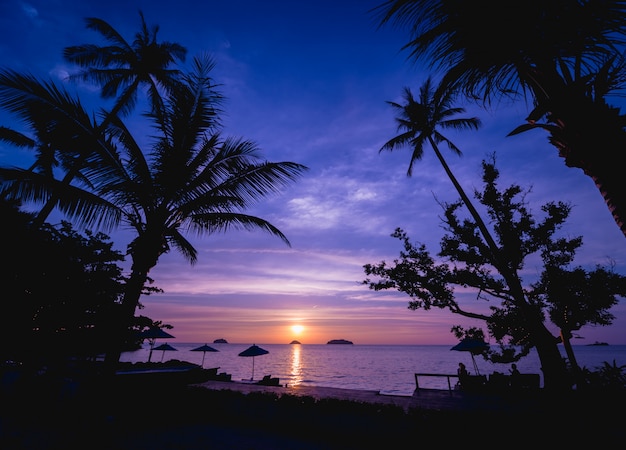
[413,373,459,394]
[414,372,541,394]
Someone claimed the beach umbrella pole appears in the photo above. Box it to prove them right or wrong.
[238,344,269,381]
[148,340,155,362]
[471,354,480,375]
[191,344,219,368]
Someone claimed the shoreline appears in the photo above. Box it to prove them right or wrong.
[192,378,546,413]
[2,374,625,447]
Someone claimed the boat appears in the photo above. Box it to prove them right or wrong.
[327,339,353,345]
[587,341,609,346]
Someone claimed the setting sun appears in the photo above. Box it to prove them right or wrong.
[291,325,304,335]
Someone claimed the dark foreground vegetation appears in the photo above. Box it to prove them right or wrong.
[1,370,625,449]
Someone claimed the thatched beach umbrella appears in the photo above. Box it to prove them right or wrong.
[191,344,219,367]
[238,344,269,381]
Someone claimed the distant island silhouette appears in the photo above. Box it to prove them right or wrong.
[289,340,301,345]
[327,339,353,345]
[213,338,228,344]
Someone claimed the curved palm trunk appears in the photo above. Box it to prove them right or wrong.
[428,137,568,389]
[102,235,162,375]
[528,66,626,239]
[428,137,501,263]
[587,164,626,238]
[558,133,626,239]
[560,329,583,388]
[102,266,150,375]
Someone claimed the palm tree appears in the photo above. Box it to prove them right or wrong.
[28,11,189,224]
[380,78,569,389]
[0,55,308,370]
[380,78,491,248]
[0,70,122,226]
[63,10,188,122]
[373,0,626,238]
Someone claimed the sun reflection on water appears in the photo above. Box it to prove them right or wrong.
[289,344,303,386]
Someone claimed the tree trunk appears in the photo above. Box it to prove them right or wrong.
[532,323,569,391]
[560,329,584,389]
[536,75,626,239]
[102,254,154,376]
[429,138,571,390]
[578,160,626,238]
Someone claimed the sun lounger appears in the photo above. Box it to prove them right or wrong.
[215,372,232,382]
[256,374,280,386]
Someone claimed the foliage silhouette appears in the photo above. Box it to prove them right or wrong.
[363,155,626,389]
[374,0,626,238]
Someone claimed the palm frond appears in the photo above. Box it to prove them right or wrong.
[0,126,34,148]
[83,17,132,50]
[188,212,291,247]
[166,229,198,264]
[63,45,124,71]
[0,167,122,231]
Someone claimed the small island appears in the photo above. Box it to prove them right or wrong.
[213,338,228,344]
[289,340,301,345]
[327,339,353,345]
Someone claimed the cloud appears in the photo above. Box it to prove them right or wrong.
[20,2,38,20]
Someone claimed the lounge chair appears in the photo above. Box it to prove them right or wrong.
[256,374,280,386]
[215,372,232,382]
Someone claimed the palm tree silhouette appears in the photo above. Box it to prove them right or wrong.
[374,0,626,238]
[0,54,308,369]
[64,10,187,122]
[0,70,123,225]
[29,11,189,224]
[380,78,501,258]
[380,77,570,388]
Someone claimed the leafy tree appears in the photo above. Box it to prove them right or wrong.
[380,78,568,388]
[0,198,129,369]
[363,155,626,390]
[533,260,626,386]
[374,0,626,238]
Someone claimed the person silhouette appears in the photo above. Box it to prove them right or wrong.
[456,362,469,390]
[509,363,522,389]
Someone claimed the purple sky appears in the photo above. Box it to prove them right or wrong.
[1,0,625,345]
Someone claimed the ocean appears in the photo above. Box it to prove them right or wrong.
[120,343,626,396]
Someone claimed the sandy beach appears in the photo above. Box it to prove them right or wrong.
[2,374,625,448]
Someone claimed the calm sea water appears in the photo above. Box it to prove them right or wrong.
[120,343,626,396]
